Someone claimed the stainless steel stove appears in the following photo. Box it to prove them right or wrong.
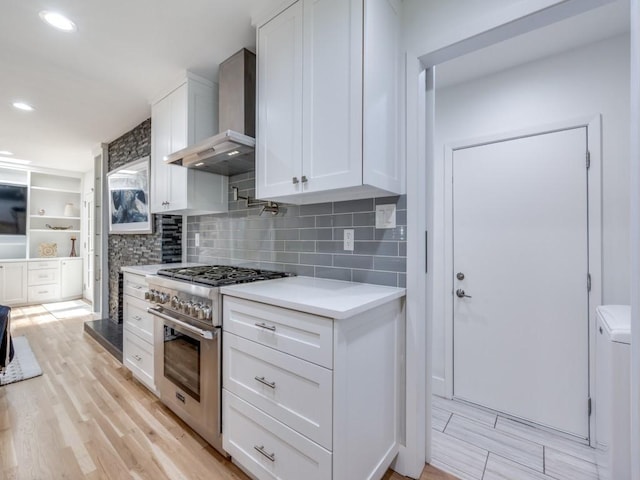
[145,265,292,455]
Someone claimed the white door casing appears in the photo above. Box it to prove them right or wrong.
[84,192,94,302]
[440,116,602,442]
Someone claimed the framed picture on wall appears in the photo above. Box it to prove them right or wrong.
[107,156,152,234]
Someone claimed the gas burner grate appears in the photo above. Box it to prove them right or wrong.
[157,265,292,287]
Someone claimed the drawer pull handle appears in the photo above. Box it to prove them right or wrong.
[133,285,142,289]
[133,315,142,321]
[254,376,276,389]
[254,445,275,462]
[255,322,276,332]
[133,354,142,361]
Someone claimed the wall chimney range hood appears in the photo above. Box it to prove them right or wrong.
[165,48,256,176]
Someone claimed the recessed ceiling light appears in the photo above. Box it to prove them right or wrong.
[12,102,34,111]
[0,150,13,156]
[39,10,77,32]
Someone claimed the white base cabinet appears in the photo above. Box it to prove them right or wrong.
[122,272,159,395]
[0,262,27,306]
[222,295,403,480]
[27,258,83,304]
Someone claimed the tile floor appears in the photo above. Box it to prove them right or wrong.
[431,396,599,480]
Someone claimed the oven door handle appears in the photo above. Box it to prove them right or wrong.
[147,307,215,340]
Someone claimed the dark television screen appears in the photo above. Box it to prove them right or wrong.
[0,184,27,235]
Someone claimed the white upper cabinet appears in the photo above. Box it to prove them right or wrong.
[256,1,304,199]
[151,74,228,215]
[256,0,403,205]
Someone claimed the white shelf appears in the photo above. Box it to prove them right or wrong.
[30,215,81,220]
[30,186,81,194]
[30,229,80,233]
[0,242,26,246]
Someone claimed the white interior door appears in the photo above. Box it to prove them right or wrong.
[452,127,590,439]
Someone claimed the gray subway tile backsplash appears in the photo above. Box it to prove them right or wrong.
[187,172,406,288]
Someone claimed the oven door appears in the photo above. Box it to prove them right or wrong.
[147,307,223,453]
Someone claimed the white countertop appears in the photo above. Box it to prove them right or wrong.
[120,262,202,276]
[220,276,406,319]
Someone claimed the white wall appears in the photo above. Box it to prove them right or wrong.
[431,34,630,392]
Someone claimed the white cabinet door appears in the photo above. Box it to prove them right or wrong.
[302,0,362,193]
[256,0,304,200]
[60,258,83,299]
[151,94,173,213]
[0,262,27,305]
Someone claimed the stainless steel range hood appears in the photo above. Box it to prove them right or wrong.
[165,48,256,175]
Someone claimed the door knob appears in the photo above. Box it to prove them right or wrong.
[456,272,465,280]
[456,289,472,298]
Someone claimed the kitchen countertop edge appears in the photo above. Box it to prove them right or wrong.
[220,276,406,319]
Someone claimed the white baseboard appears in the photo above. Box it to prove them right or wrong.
[432,375,446,397]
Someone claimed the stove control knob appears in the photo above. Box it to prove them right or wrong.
[144,290,151,300]
[200,305,212,321]
[149,290,157,302]
[192,303,202,317]
[158,293,169,304]
[171,296,179,308]
[184,301,194,314]
[178,300,187,312]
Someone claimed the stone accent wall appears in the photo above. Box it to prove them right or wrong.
[107,119,182,322]
[187,172,406,288]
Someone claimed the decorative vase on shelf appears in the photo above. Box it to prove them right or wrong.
[69,236,77,257]
[64,203,74,217]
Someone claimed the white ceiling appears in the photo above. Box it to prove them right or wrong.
[0,0,280,173]
[0,0,630,174]
[437,0,630,88]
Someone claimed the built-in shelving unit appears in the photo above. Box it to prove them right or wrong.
[0,165,85,305]
[28,172,82,260]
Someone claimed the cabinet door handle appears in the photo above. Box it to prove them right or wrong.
[254,445,275,462]
[133,354,142,361]
[254,322,276,332]
[133,315,142,321]
[301,175,308,183]
[292,177,299,184]
[254,376,276,389]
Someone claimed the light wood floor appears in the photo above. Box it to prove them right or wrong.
[1,304,457,480]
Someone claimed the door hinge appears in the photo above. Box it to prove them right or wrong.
[587,273,592,292]
[588,397,592,416]
[586,151,591,169]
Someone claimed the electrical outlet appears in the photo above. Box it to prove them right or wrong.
[195,233,200,247]
[344,229,354,251]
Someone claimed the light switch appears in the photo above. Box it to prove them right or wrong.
[376,204,396,229]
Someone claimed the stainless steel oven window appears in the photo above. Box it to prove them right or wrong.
[163,325,201,401]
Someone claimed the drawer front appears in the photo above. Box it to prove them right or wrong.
[123,295,154,343]
[123,273,148,300]
[223,297,333,369]
[123,332,154,390]
[28,284,59,303]
[29,260,59,270]
[28,268,59,286]
[223,391,332,480]
[224,333,333,449]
